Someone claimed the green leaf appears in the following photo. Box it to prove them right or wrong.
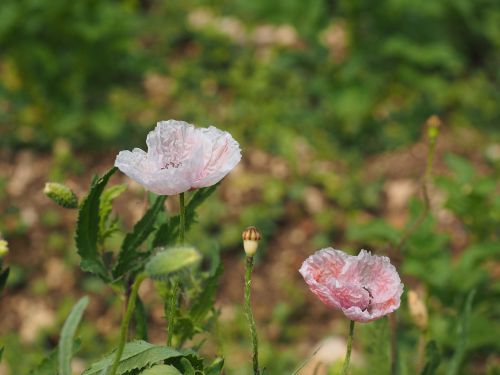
[99,184,127,243]
[30,347,57,375]
[134,295,148,341]
[152,186,218,249]
[82,340,184,375]
[190,261,223,323]
[139,364,182,375]
[446,289,476,375]
[180,357,195,375]
[145,246,201,281]
[205,358,224,375]
[59,296,89,375]
[113,195,166,278]
[0,267,9,292]
[420,341,440,375]
[75,167,117,280]
[185,185,218,230]
[0,347,3,363]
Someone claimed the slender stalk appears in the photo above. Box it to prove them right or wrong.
[244,256,260,375]
[166,279,180,347]
[108,273,146,375]
[389,314,398,375]
[341,320,355,375]
[179,192,185,244]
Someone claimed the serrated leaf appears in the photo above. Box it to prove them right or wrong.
[59,296,89,375]
[0,267,9,292]
[205,358,224,375]
[139,364,182,375]
[190,261,223,323]
[145,246,201,280]
[185,185,218,229]
[30,347,57,375]
[113,195,166,278]
[99,184,127,243]
[82,341,184,375]
[420,341,440,375]
[152,186,218,249]
[75,168,117,280]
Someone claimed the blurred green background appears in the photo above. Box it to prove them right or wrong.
[0,0,499,374]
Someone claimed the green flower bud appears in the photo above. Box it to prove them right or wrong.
[44,182,78,209]
[145,246,201,280]
[0,239,8,258]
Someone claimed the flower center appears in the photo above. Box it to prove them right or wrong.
[161,161,182,170]
[362,286,373,313]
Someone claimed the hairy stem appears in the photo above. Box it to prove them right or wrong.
[166,279,180,347]
[244,256,260,375]
[341,320,355,375]
[108,273,146,375]
[179,192,185,244]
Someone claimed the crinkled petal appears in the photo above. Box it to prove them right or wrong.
[191,126,242,188]
[299,247,403,322]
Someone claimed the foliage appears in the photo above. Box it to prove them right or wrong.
[58,296,89,375]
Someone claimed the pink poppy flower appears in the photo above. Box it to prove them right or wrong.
[299,248,403,322]
[115,120,241,195]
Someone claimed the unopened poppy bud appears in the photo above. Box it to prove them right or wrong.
[44,182,78,209]
[426,115,441,143]
[0,239,8,258]
[408,290,428,331]
[242,226,261,257]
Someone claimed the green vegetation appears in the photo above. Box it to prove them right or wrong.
[0,0,499,374]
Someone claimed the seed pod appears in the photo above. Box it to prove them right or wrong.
[44,182,79,209]
[242,226,261,257]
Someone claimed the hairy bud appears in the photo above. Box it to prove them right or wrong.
[242,226,261,257]
[44,182,78,209]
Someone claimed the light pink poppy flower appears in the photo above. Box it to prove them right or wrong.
[115,120,241,195]
[299,248,403,322]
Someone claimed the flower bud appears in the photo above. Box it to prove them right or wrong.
[426,115,441,143]
[242,226,261,257]
[0,239,8,258]
[44,182,78,209]
[408,290,428,331]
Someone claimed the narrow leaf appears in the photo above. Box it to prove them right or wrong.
[59,296,89,375]
[75,168,117,280]
[420,341,440,375]
[185,185,218,230]
[113,195,166,278]
[180,358,195,375]
[446,289,476,375]
[139,364,182,375]
[134,296,149,341]
[99,184,127,243]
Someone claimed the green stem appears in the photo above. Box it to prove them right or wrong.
[244,256,260,375]
[179,192,185,244]
[341,320,355,375]
[166,279,180,347]
[108,273,146,375]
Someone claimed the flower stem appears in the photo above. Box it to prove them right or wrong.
[179,192,185,244]
[341,320,355,375]
[166,279,180,347]
[244,256,260,375]
[108,273,146,375]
